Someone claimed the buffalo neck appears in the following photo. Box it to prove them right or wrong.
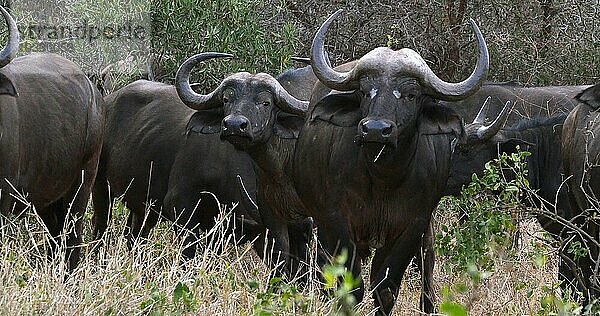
[245,135,295,182]
[361,131,420,185]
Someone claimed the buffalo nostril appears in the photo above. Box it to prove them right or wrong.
[361,122,369,134]
[240,121,248,130]
[381,126,393,137]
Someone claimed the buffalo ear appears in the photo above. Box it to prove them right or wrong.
[577,83,600,109]
[310,91,362,127]
[186,108,224,135]
[0,73,16,96]
[274,112,304,139]
[420,103,466,142]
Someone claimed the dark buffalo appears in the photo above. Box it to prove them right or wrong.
[92,59,314,271]
[0,7,104,270]
[445,84,589,302]
[174,53,316,275]
[561,83,600,303]
[91,78,258,249]
[292,10,489,314]
[445,83,589,196]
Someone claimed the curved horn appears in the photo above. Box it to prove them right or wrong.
[0,6,19,68]
[472,96,492,124]
[291,56,311,65]
[419,19,489,101]
[175,52,233,110]
[310,9,358,91]
[273,78,309,116]
[476,101,512,140]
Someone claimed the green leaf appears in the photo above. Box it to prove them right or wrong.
[440,301,468,316]
[173,281,190,303]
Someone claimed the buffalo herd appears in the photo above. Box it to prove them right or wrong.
[0,5,598,314]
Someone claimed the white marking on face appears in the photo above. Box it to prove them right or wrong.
[369,88,378,99]
[393,90,402,99]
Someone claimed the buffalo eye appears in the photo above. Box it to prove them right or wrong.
[256,91,273,107]
[222,89,234,104]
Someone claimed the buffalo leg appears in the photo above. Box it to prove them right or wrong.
[38,197,85,271]
[91,173,111,242]
[415,221,435,313]
[126,206,160,249]
[64,161,98,270]
[286,218,313,283]
[170,193,220,260]
[316,215,365,303]
[37,201,66,263]
[370,216,429,315]
[259,206,292,277]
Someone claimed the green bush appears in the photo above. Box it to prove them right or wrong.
[150,0,300,87]
[436,150,529,273]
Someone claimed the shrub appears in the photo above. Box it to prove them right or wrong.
[150,0,300,87]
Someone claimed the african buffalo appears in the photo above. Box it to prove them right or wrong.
[174,53,316,275]
[444,83,589,196]
[0,6,104,270]
[560,83,600,303]
[448,83,595,305]
[291,10,489,314]
[92,59,314,273]
[91,78,258,249]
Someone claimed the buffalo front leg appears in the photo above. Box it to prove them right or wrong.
[169,192,220,260]
[370,216,430,316]
[91,172,111,242]
[125,205,160,250]
[415,221,435,314]
[316,215,365,303]
[259,206,292,278]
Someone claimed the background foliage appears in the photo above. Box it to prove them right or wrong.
[4,0,596,90]
[148,0,599,87]
[149,0,300,87]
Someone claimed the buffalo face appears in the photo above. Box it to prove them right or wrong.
[445,101,516,196]
[175,54,308,149]
[353,56,427,148]
[310,10,489,161]
[219,76,279,148]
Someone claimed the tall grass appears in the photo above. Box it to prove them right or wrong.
[0,191,571,315]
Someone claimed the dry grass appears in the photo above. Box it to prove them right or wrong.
[0,196,569,316]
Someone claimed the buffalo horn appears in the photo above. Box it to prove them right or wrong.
[0,6,19,68]
[310,9,358,91]
[311,10,489,99]
[472,96,492,124]
[418,19,489,101]
[291,56,311,65]
[175,52,233,110]
[476,101,513,140]
[271,77,309,115]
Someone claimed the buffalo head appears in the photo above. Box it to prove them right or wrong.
[310,10,489,157]
[175,53,308,149]
[445,100,519,196]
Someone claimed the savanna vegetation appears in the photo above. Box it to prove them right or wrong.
[0,0,599,315]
